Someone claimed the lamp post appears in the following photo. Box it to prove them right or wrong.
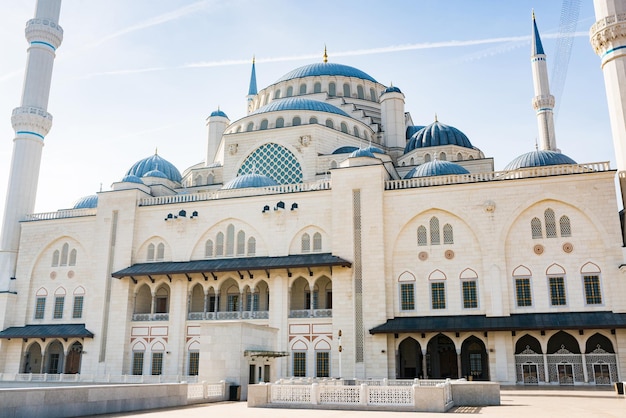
[338,329,342,379]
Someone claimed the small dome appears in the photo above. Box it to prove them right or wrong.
[275,62,377,83]
[504,150,577,171]
[73,194,98,209]
[364,145,384,154]
[126,153,182,183]
[210,109,228,118]
[222,173,278,190]
[143,169,168,179]
[332,146,359,154]
[349,148,376,159]
[121,174,143,184]
[405,121,473,153]
[250,97,350,117]
[406,125,426,139]
[404,160,470,178]
[383,86,402,94]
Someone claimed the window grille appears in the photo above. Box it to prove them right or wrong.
[309,117,318,124]
[151,352,163,375]
[53,296,64,319]
[400,283,415,310]
[132,352,144,375]
[417,226,427,246]
[443,223,454,244]
[531,217,543,239]
[430,217,440,245]
[246,122,253,132]
[515,278,532,307]
[462,281,478,309]
[353,126,360,137]
[584,275,602,304]
[246,293,259,311]
[549,277,567,305]
[293,352,306,377]
[228,295,239,312]
[316,352,330,377]
[301,233,311,253]
[560,216,572,237]
[313,233,322,252]
[188,352,199,376]
[72,296,84,319]
[274,89,281,99]
[205,240,213,258]
[34,297,45,319]
[215,233,224,256]
[370,88,377,101]
[544,209,557,238]
[238,143,303,185]
[431,282,446,309]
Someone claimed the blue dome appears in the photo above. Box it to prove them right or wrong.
[332,146,359,154]
[405,160,470,178]
[349,148,376,158]
[504,150,577,171]
[126,153,182,183]
[250,97,350,117]
[364,145,384,154]
[222,173,279,190]
[210,109,228,118]
[404,121,473,153]
[383,86,402,94]
[121,174,144,184]
[406,125,426,139]
[275,63,377,83]
[143,169,168,179]
[73,194,98,209]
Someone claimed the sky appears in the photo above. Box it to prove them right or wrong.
[0,0,614,225]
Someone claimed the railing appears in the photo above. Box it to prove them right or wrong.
[132,313,169,321]
[187,310,269,320]
[1,373,200,384]
[187,380,227,403]
[139,179,331,207]
[22,208,97,222]
[387,162,611,191]
[288,309,332,318]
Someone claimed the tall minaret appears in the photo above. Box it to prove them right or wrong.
[246,57,257,114]
[531,12,557,152]
[0,0,63,291]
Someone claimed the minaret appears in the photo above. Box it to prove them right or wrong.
[246,57,257,114]
[205,108,229,166]
[380,83,406,159]
[0,0,63,291]
[531,11,557,152]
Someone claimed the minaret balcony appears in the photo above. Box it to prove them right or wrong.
[532,95,555,111]
[25,18,63,50]
[11,106,53,138]
[590,13,626,56]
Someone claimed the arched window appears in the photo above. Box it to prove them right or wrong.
[226,224,235,256]
[69,249,77,266]
[147,243,155,261]
[370,88,377,101]
[299,84,307,94]
[544,209,557,238]
[301,233,311,253]
[430,217,440,245]
[439,152,447,161]
[469,155,474,160]
[329,82,336,96]
[457,153,463,161]
[246,122,254,132]
[236,230,246,256]
[236,126,241,133]
[247,237,256,256]
[260,119,268,130]
[286,86,293,97]
[292,116,301,126]
[343,83,351,97]
[52,250,59,267]
[156,243,165,260]
[215,232,224,256]
[417,226,427,246]
[330,160,338,169]
[205,239,214,258]
[309,117,318,125]
[314,82,321,93]
[274,89,281,99]
[424,154,431,162]
[326,119,334,129]
[60,243,69,266]
[155,287,169,313]
[410,157,414,165]
[276,117,285,128]
[357,85,364,99]
[313,232,322,252]
[353,126,360,137]
[443,224,454,244]
[560,215,572,237]
[531,217,543,239]
[340,122,348,133]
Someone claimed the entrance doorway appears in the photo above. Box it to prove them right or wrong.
[64,342,83,374]
[397,337,423,378]
[557,364,574,385]
[427,334,458,379]
[522,363,539,384]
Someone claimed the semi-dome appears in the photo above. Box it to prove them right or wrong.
[250,97,350,117]
[143,169,168,179]
[405,121,473,153]
[364,145,384,154]
[349,148,376,158]
[404,160,470,178]
[210,109,228,118]
[332,146,359,154]
[73,194,98,209]
[126,153,182,183]
[222,173,278,190]
[121,174,144,184]
[275,62,377,83]
[504,150,577,171]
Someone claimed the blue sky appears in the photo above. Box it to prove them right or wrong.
[0,0,614,223]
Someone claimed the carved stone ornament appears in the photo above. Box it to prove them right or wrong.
[299,135,311,147]
[228,143,238,155]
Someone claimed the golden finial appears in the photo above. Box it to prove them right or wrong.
[252,55,255,64]
[323,45,328,63]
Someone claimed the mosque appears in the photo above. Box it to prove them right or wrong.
[2,0,626,398]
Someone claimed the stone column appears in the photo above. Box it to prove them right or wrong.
[543,353,549,383]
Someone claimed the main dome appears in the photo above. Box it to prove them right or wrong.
[405,121,474,153]
[275,63,378,83]
[504,150,577,171]
[126,153,182,183]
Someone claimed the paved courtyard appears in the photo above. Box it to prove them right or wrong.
[96,387,625,418]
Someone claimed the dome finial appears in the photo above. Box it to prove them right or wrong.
[155,147,158,155]
[535,138,539,150]
[532,8,535,20]
[434,113,438,122]
[252,55,255,64]
[323,45,328,63]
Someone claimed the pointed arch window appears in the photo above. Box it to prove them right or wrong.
[544,209,557,238]
[226,224,235,256]
[247,237,256,256]
[301,233,311,253]
[443,224,454,244]
[236,230,246,256]
[313,232,322,252]
[156,243,165,260]
[215,233,224,256]
[429,217,440,245]
[205,239,214,258]
[559,215,572,237]
[60,243,69,266]
[147,243,155,261]
[417,226,427,246]
[69,249,77,266]
[52,250,60,267]
[531,217,543,239]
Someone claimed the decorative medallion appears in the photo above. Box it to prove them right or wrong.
[562,243,573,253]
[67,270,75,279]
[444,250,455,260]
[533,244,544,255]
[50,271,57,280]
[418,251,428,261]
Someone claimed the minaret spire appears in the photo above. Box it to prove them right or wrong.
[246,56,257,114]
[0,0,63,291]
[531,12,557,151]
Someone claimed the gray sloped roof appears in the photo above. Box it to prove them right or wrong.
[0,323,94,339]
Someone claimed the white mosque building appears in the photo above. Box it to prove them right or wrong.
[2,0,626,397]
